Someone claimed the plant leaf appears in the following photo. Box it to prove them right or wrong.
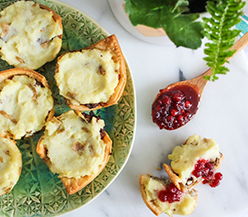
[162,11,204,49]
[202,0,246,81]
[125,0,204,49]
[125,0,164,28]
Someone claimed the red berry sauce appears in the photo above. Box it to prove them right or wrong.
[158,183,183,203]
[152,85,199,130]
[192,159,223,187]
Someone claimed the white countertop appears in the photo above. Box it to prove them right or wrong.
[58,0,248,217]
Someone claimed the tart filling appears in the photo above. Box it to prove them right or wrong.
[55,49,119,105]
[0,1,62,69]
[39,110,107,178]
[55,34,126,111]
[0,137,22,196]
[140,175,198,216]
[168,134,220,184]
[0,75,54,139]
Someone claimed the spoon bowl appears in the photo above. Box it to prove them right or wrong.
[152,31,248,130]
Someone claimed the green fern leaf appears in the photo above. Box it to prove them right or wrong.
[202,0,245,81]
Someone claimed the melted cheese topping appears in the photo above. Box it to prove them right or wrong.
[41,110,106,178]
[55,49,119,104]
[144,177,197,216]
[0,75,54,139]
[169,134,220,183]
[0,1,62,69]
[0,137,21,195]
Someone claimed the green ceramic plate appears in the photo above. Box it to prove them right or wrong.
[0,0,136,216]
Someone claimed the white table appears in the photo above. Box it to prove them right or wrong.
[58,0,248,216]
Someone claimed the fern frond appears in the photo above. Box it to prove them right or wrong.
[202,0,245,81]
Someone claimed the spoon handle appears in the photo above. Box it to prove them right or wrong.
[193,31,248,97]
[231,31,248,54]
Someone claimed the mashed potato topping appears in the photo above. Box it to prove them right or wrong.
[168,134,220,184]
[0,75,54,139]
[40,110,106,178]
[143,176,197,216]
[55,49,119,105]
[0,137,21,195]
[0,1,62,69]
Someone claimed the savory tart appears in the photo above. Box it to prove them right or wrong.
[0,0,63,69]
[163,134,224,192]
[139,174,198,216]
[54,34,126,111]
[0,68,54,140]
[36,110,112,195]
[0,136,22,196]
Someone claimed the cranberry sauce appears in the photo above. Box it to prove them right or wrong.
[158,183,183,203]
[192,159,223,188]
[152,85,199,130]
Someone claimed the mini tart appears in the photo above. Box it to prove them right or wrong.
[139,174,198,217]
[55,34,126,111]
[0,136,22,196]
[36,110,112,195]
[163,134,224,192]
[0,68,54,140]
[0,1,63,70]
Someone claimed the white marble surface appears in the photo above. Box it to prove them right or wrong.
[58,0,248,216]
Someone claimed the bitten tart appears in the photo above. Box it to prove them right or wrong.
[54,34,126,111]
[0,1,63,70]
[36,110,112,195]
[0,68,54,140]
[163,134,224,192]
[0,136,22,196]
[139,174,198,217]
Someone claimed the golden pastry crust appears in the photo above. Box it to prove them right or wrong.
[139,175,165,216]
[55,34,126,111]
[0,68,49,86]
[0,68,54,139]
[0,136,22,196]
[139,174,198,216]
[36,111,112,195]
[39,4,63,33]
[163,164,182,191]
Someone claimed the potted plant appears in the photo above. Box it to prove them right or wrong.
[111,0,246,81]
